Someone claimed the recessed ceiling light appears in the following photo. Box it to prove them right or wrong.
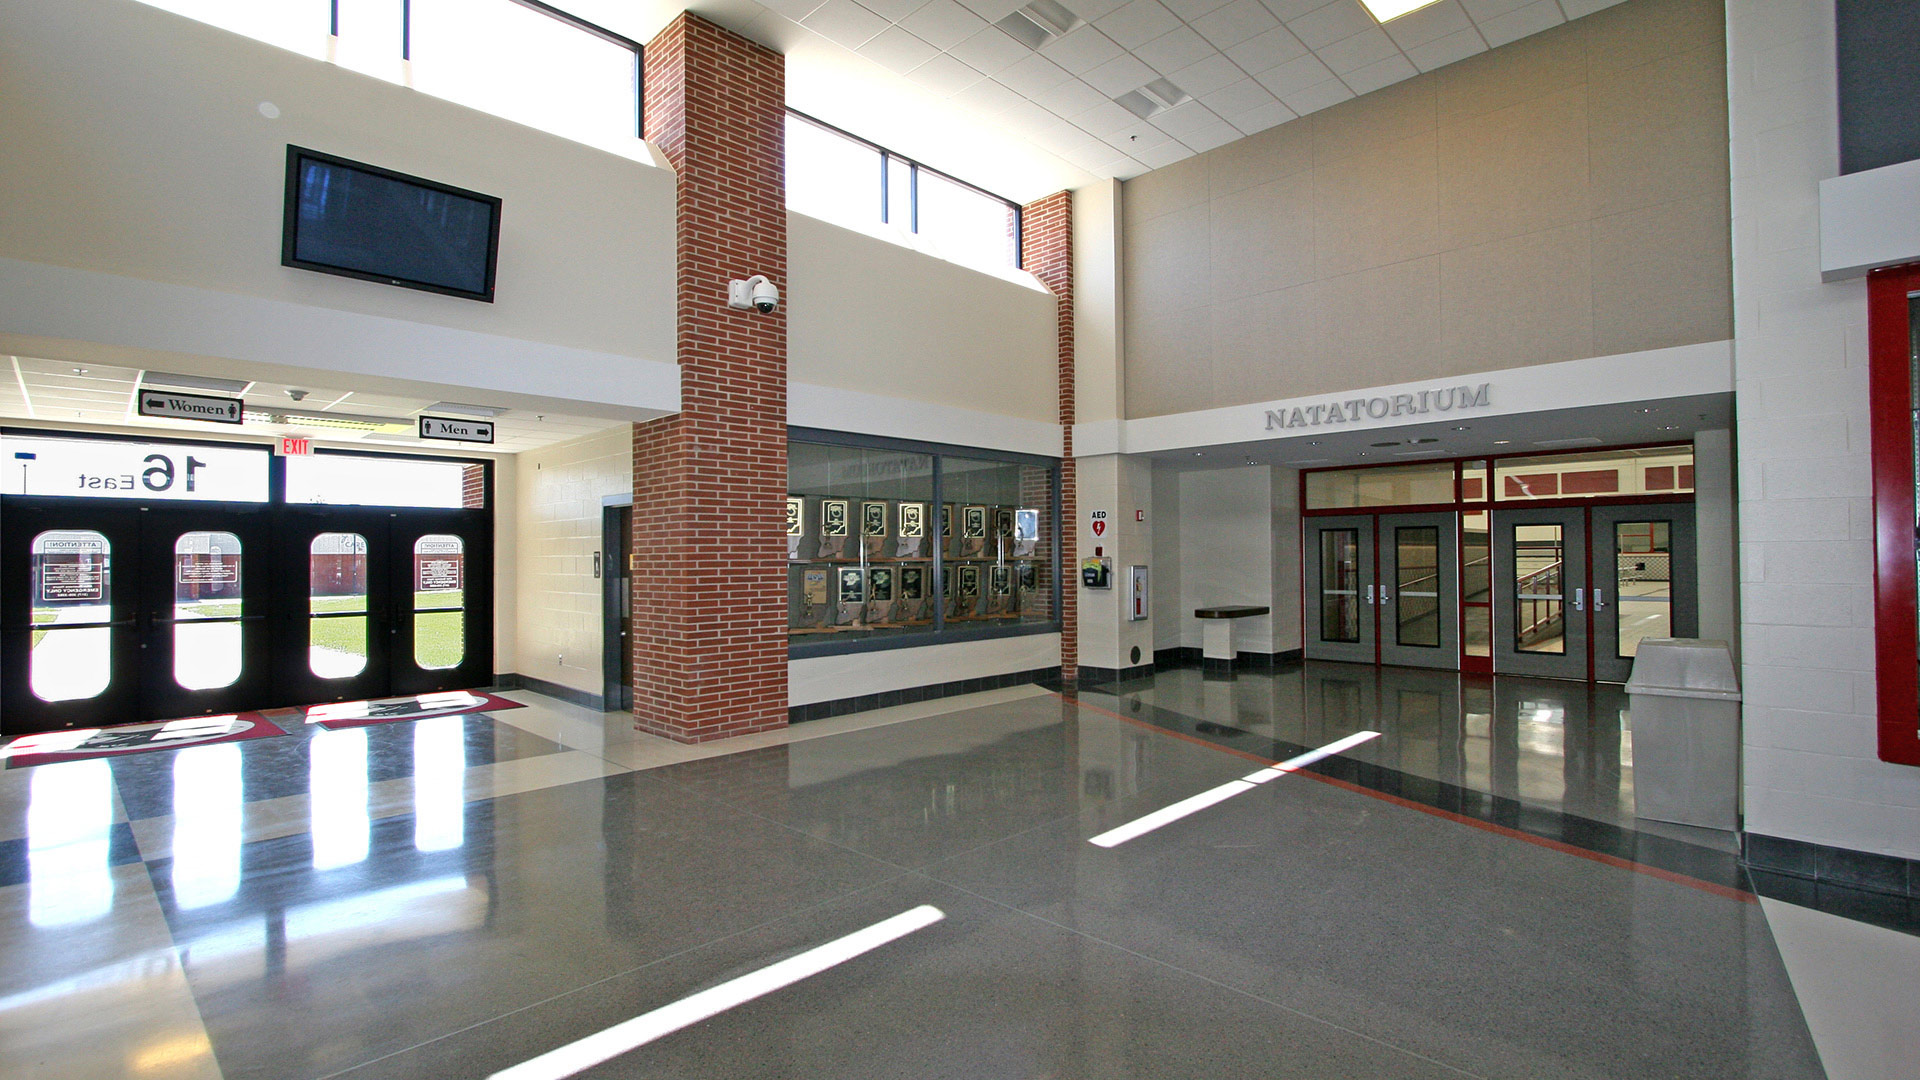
[1638,407,1659,413]
[1371,440,1400,447]
[1493,440,1511,445]
[1193,451,1203,456]
[1306,440,1321,446]
[1411,437,1439,444]
[72,367,88,375]
[142,370,250,394]
[1451,426,1470,431]
[1658,425,1680,430]
[1359,0,1447,22]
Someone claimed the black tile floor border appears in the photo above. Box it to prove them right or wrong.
[788,667,1061,724]
[1746,869,1920,936]
[1744,831,1919,899]
[1152,647,1304,674]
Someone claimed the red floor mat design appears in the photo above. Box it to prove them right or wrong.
[302,690,526,730]
[2,713,290,768]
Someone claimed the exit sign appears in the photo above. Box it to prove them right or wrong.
[280,436,312,456]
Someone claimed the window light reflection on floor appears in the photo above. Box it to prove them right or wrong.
[310,728,370,870]
[171,743,243,909]
[27,760,116,927]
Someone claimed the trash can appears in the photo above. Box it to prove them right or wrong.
[1624,638,1741,831]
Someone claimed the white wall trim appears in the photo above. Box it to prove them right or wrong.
[1080,340,1734,455]
[788,380,1064,457]
[1819,158,1920,280]
[789,633,1062,705]
[0,257,680,416]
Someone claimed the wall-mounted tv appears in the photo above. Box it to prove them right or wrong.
[282,146,501,302]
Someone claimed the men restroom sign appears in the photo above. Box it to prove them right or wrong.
[418,416,495,444]
[1089,509,1108,537]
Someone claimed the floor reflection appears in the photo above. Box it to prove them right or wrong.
[27,759,115,927]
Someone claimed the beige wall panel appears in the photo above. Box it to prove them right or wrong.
[1439,223,1594,372]
[1590,193,1734,357]
[1121,0,1730,419]
[512,427,632,697]
[1211,171,1317,300]
[1313,132,1440,279]
[1438,86,1592,250]
[1588,44,1730,217]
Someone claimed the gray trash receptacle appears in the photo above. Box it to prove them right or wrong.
[1625,638,1741,831]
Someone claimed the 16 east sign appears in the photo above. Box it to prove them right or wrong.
[1264,382,1491,431]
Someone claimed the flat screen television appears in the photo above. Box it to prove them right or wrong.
[282,146,501,302]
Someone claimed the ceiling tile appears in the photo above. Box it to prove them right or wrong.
[1094,0,1182,48]
[1199,76,1278,115]
[1404,24,1484,68]
[1224,25,1307,70]
[760,0,830,20]
[1252,50,1333,95]
[1160,0,1234,18]
[1317,26,1397,73]
[1135,27,1216,74]
[997,51,1074,94]
[1476,0,1563,47]
[1083,51,1159,94]
[1380,0,1469,47]
[1340,51,1416,93]
[948,25,1033,73]
[1228,98,1298,133]
[1182,120,1244,151]
[1192,0,1280,49]
[951,76,1030,112]
[1559,0,1626,17]
[1103,119,1174,150]
[1457,0,1531,19]
[1280,76,1353,114]
[1169,52,1247,95]
[1259,0,1329,20]
[1034,75,1110,114]
[859,0,931,19]
[908,51,988,93]
[860,27,941,73]
[956,0,1026,20]
[1071,98,1143,134]
[1039,25,1127,73]
[902,0,990,48]
[803,0,893,48]
[1286,0,1372,49]
[1134,140,1196,168]
[1061,139,1134,171]
[1061,0,1129,18]
[1149,100,1222,134]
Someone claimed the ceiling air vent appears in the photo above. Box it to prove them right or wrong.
[995,0,1082,49]
[1114,78,1189,120]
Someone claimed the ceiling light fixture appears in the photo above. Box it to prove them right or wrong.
[1116,78,1190,119]
[1358,0,1447,23]
[142,370,250,394]
[426,401,508,417]
[995,0,1081,49]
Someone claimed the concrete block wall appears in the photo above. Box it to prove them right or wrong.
[1729,0,1920,857]
[513,428,631,696]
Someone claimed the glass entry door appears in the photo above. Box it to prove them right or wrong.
[1492,507,1588,680]
[1304,513,1458,671]
[1591,504,1696,682]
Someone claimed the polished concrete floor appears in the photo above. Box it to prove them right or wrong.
[0,673,1907,1078]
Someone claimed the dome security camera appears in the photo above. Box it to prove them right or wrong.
[727,275,779,314]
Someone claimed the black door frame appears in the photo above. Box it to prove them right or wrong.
[601,497,632,712]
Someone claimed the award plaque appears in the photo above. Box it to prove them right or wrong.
[835,566,866,626]
[898,565,927,622]
[960,505,987,558]
[786,497,804,561]
[866,565,896,624]
[862,500,888,558]
[954,564,980,619]
[987,564,1013,615]
[817,498,850,560]
[1012,507,1039,557]
[893,501,926,558]
[790,565,832,630]
[1016,562,1039,615]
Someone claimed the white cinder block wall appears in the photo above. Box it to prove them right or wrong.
[513,426,632,699]
[1729,0,1920,857]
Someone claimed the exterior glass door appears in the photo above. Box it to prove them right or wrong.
[1304,515,1375,664]
[1,504,141,733]
[142,508,274,720]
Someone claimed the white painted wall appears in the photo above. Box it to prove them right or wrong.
[1728,0,1920,858]
[1175,467,1278,654]
[1269,466,1303,657]
[513,427,631,698]
[1820,156,1920,280]
[787,212,1058,427]
[789,633,1061,706]
[1693,428,1738,653]
[0,0,679,409]
[1076,454,1156,673]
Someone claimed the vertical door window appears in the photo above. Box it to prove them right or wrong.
[1613,522,1672,657]
[310,533,369,678]
[173,532,243,690]
[413,535,465,670]
[1320,530,1361,643]
[1394,526,1441,647]
[29,531,112,703]
[1513,524,1566,654]
[1462,511,1492,658]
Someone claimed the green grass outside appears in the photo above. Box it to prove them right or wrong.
[25,594,466,669]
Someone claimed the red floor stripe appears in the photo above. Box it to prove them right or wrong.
[1057,692,1756,905]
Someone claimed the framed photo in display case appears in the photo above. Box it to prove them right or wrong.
[897,565,927,622]
[987,565,1012,615]
[862,501,888,558]
[818,499,850,559]
[1016,562,1039,614]
[894,501,926,558]
[790,565,832,631]
[785,497,804,560]
[961,506,987,558]
[1012,508,1038,557]
[954,564,980,618]
[866,566,895,624]
[835,566,866,625]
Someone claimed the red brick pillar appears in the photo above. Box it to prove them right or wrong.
[1022,191,1076,684]
[630,14,787,742]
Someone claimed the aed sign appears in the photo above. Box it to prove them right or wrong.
[0,435,270,502]
[419,416,495,444]
[137,389,243,424]
[1089,509,1108,538]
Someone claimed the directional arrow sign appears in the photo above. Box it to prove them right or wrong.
[137,390,244,424]
[418,415,495,444]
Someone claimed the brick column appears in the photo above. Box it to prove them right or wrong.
[630,14,787,742]
[1022,191,1076,684]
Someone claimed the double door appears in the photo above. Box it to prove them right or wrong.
[1,498,491,734]
[1305,512,1458,669]
[1491,504,1696,682]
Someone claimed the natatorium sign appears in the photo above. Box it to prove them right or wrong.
[1263,382,1491,431]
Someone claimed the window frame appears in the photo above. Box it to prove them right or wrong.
[1867,264,1920,766]
[787,426,1061,659]
[784,109,1025,269]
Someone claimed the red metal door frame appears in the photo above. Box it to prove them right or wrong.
[1867,265,1920,766]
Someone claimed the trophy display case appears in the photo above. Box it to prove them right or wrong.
[788,437,1058,643]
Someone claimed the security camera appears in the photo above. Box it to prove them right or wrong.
[728,275,779,314]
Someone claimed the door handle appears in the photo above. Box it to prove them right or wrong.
[1379,588,1392,604]
[1365,585,1375,605]
[1594,588,1607,611]
[1572,588,1585,612]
